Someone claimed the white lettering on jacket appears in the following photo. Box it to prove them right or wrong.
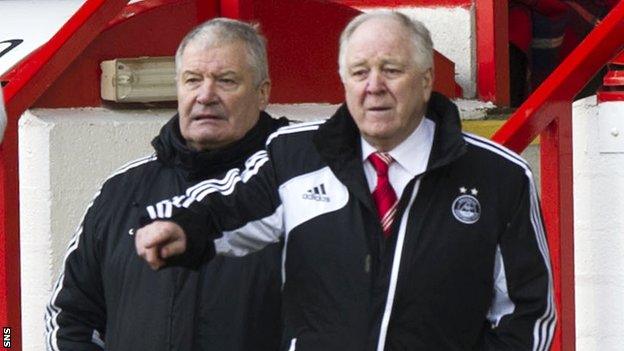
[279,166,349,234]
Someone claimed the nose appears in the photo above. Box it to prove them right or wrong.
[196,79,217,105]
[365,70,386,95]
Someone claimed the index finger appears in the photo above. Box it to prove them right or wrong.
[142,229,174,249]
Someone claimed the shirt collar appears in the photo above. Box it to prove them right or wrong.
[361,117,436,177]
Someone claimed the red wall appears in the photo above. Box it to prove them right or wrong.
[252,0,360,103]
[34,0,217,108]
[328,0,472,8]
[251,0,456,102]
[33,0,457,107]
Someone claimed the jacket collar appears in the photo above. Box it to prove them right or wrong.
[424,92,467,171]
[312,92,466,209]
[153,111,288,180]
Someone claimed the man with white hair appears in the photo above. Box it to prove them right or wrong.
[46,18,287,351]
[137,11,556,350]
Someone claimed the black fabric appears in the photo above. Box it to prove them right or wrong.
[153,111,285,180]
[510,43,530,107]
[47,112,288,351]
[158,92,554,350]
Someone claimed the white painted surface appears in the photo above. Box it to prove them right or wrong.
[455,98,496,120]
[0,1,152,75]
[360,6,476,99]
[0,1,85,75]
[597,102,624,153]
[266,103,338,122]
[267,100,495,122]
[18,112,53,351]
[573,96,624,350]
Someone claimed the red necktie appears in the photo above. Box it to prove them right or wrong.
[369,152,398,237]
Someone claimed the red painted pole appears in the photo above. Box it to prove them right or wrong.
[0,93,19,350]
[540,110,575,351]
[475,0,510,105]
[0,1,130,349]
[219,0,254,20]
[197,0,219,22]
[493,2,624,152]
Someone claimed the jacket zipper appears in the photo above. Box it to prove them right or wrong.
[376,180,421,351]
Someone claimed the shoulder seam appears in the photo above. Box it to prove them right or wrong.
[266,121,324,146]
[108,154,157,179]
[462,133,530,170]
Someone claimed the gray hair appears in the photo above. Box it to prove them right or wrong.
[175,18,269,86]
[338,11,434,80]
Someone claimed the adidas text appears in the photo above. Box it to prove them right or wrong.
[302,193,330,202]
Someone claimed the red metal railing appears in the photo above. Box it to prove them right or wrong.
[492,2,624,350]
[598,50,624,102]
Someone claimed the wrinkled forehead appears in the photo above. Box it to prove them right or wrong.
[180,40,252,71]
[345,18,415,63]
[182,38,241,58]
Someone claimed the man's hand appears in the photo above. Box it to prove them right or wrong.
[135,221,187,270]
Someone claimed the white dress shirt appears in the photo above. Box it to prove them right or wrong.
[361,117,436,199]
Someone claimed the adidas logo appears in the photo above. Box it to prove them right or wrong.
[302,183,330,202]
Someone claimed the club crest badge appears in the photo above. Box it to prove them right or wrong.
[452,187,481,224]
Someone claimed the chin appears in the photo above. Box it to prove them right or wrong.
[363,130,392,143]
[369,124,397,137]
[191,132,221,144]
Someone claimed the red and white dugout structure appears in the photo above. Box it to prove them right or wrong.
[2,0,624,350]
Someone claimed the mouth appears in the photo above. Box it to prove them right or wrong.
[367,106,392,112]
[191,114,226,122]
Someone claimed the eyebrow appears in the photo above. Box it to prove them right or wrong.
[180,69,240,78]
[381,60,405,67]
[216,70,238,77]
[348,59,367,68]
[181,70,201,77]
[347,61,367,70]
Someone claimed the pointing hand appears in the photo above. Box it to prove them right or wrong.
[135,221,187,270]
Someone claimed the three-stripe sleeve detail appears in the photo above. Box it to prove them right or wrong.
[147,122,323,220]
[463,133,556,351]
[146,150,270,220]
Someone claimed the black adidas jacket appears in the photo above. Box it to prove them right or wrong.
[147,93,556,351]
[46,112,288,351]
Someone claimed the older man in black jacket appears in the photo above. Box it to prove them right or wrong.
[46,18,287,351]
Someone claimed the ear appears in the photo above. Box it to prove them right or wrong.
[258,79,271,110]
[421,68,434,103]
